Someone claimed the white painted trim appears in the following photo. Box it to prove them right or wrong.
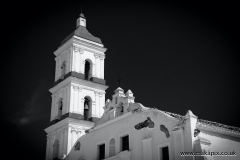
[44,118,94,134]
[158,142,171,160]
[49,77,108,94]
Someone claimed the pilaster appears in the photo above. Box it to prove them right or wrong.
[45,136,50,160]
[184,110,198,160]
[59,129,64,158]
[100,55,105,79]
[70,85,74,113]
[172,128,185,160]
[67,127,72,154]
[95,91,100,117]
[78,87,83,114]
[99,93,104,117]
[79,48,84,73]
[142,137,152,160]
[94,54,99,78]
[69,46,73,72]
[63,128,67,157]
[73,86,79,113]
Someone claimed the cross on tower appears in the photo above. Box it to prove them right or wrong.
[117,77,122,87]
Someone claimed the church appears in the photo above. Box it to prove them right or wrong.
[44,13,240,160]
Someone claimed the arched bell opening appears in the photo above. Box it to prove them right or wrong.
[84,59,92,80]
[83,96,92,121]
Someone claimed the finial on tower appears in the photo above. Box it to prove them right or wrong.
[77,11,86,28]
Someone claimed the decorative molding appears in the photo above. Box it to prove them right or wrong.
[94,53,99,59]
[69,45,74,51]
[160,124,170,138]
[197,119,240,135]
[194,128,200,137]
[73,86,79,91]
[74,141,81,151]
[79,49,84,54]
[94,91,100,95]
[99,55,105,60]
[135,117,154,130]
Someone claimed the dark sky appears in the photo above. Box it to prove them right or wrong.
[2,1,239,160]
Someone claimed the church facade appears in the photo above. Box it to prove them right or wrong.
[44,14,240,160]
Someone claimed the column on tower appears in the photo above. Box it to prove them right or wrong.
[92,63,95,77]
[79,49,83,74]
[50,95,54,121]
[53,94,58,119]
[73,46,77,72]
[92,97,96,117]
[69,46,73,72]
[73,86,79,113]
[62,127,67,157]
[66,87,70,113]
[67,127,72,154]
[78,88,83,115]
[45,136,50,160]
[82,60,85,75]
[94,91,99,117]
[94,54,99,78]
[69,85,74,113]
[58,129,63,158]
[54,57,58,81]
[99,93,105,116]
[49,135,55,160]
[62,88,67,115]
[100,55,105,79]
[71,127,77,149]
[80,97,85,116]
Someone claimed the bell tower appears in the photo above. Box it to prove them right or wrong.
[44,13,108,160]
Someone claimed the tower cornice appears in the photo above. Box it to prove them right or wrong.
[49,76,108,94]
[54,37,107,57]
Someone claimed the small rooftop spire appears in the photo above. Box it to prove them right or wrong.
[80,13,85,18]
[77,12,86,27]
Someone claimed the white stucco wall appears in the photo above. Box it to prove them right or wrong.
[68,110,179,160]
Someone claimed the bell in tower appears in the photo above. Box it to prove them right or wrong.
[84,97,90,120]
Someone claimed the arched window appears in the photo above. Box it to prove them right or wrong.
[120,102,124,114]
[109,138,116,157]
[57,98,63,118]
[61,61,66,76]
[84,97,91,120]
[53,139,59,160]
[84,60,91,80]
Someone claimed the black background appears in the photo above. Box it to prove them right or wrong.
[2,1,239,160]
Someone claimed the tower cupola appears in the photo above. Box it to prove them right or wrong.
[77,13,86,27]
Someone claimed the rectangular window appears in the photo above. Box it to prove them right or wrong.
[121,135,129,151]
[160,146,169,160]
[98,144,105,160]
